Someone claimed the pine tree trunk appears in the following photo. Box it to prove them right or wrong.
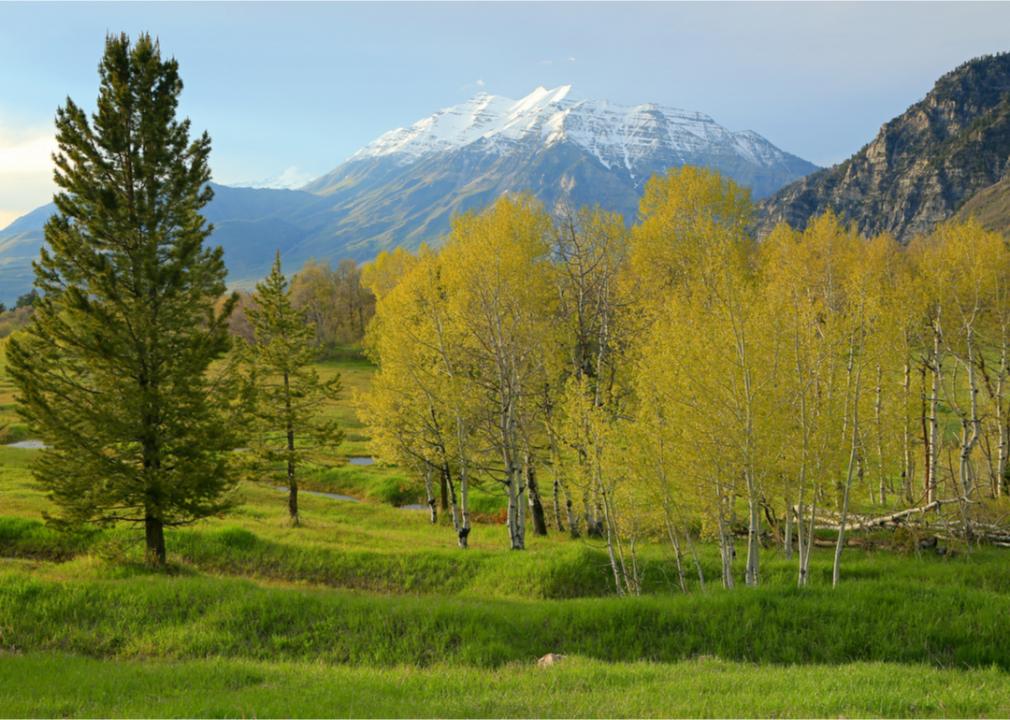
[284,370,298,526]
[145,512,166,566]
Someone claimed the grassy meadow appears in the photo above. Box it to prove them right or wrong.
[2,353,1010,717]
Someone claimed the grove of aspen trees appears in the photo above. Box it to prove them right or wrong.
[361,166,1010,592]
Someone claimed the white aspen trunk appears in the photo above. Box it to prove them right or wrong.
[738,338,759,587]
[502,409,523,550]
[545,423,577,535]
[833,365,862,588]
[799,497,816,587]
[999,403,1009,498]
[902,359,913,503]
[563,481,579,538]
[745,490,760,586]
[717,515,733,589]
[582,484,595,536]
[795,502,805,586]
[600,478,625,596]
[961,324,981,502]
[793,317,811,585]
[784,493,793,560]
[524,451,548,536]
[928,312,942,503]
[516,461,527,550]
[549,430,565,529]
[997,330,1009,497]
[875,364,886,505]
[841,339,855,442]
[684,526,706,591]
[551,463,565,532]
[444,463,463,537]
[451,413,471,549]
[663,514,688,592]
[505,466,521,550]
[716,479,735,590]
[423,464,437,524]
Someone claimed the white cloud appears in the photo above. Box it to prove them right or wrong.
[475,78,485,88]
[234,165,314,190]
[0,130,56,176]
[0,125,57,230]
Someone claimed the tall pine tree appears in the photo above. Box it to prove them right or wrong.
[245,253,343,525]
[6,34,239,565]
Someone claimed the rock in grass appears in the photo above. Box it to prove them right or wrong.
[537,653,565,668]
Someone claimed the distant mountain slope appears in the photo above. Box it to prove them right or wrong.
[757,53,1010,241]
[955,175,1010,235]
[0,85,817,303]
[0,185,322,301]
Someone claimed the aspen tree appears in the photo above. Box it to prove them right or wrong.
[439,197,555,550]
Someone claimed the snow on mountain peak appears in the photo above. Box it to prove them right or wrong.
[348,85,794,174]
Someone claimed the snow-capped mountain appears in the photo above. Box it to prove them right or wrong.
[336,85,807,188]
[0,85,817,303]
[294,85,816,263]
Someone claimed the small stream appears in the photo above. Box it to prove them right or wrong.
[5,440,46,450]
[274,486,361,503]
[8,442,424,511]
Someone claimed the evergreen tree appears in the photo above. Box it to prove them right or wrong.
[245,252,343,525]
[5,33,239,565]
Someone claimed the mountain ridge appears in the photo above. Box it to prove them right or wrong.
[0,85,818,303]
[757,53,1010,241]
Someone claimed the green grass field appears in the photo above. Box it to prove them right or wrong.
[2,355,1010,717]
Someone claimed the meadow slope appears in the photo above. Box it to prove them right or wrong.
[1,357,1009,718]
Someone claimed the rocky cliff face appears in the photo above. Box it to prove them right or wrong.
[758,53,1010,241]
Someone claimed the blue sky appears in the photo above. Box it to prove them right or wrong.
[2,1,1010,227]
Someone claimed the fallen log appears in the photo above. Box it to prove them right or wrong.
[795,499,962,533]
